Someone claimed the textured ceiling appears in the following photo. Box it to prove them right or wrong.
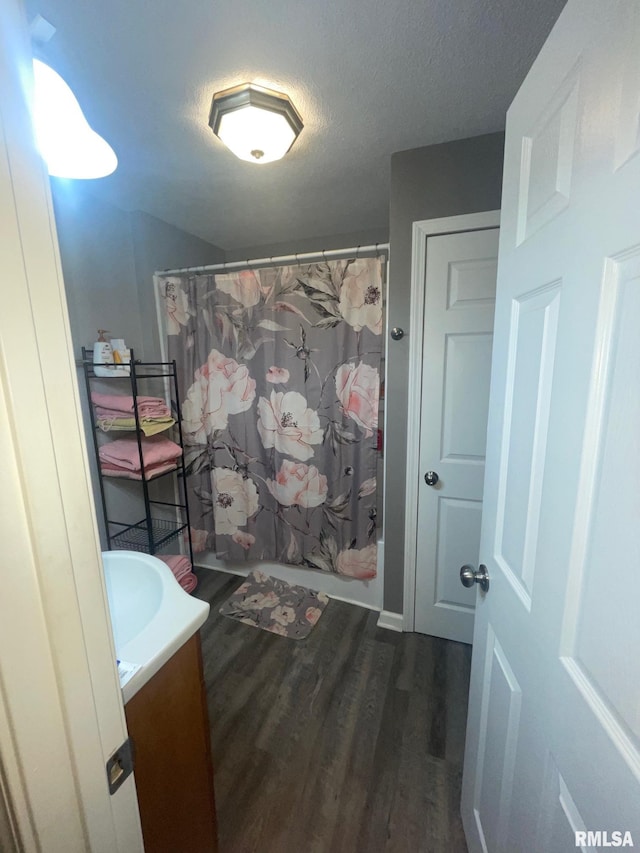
[29,0,566,250]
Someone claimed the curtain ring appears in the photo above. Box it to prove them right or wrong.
[322,249,327,263]
[375,242,379,257]
[356,245,361,258]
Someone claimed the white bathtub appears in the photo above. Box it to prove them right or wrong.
[102,550,209,701]
[195,537,385,612]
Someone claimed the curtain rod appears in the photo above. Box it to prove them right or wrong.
[156,242,389,277]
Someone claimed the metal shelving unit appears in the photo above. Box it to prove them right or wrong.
[81,347,194,565]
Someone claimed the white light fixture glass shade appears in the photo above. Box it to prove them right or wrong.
[217,106,296,164]
[32,59,117,179]
[209,84,303,164]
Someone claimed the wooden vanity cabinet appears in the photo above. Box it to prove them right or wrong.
[125,633,218,852]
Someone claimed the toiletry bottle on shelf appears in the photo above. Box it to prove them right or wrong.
[93,330,115,377]
[110,338,131,376]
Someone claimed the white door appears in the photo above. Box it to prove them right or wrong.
[414,227,498,643]
[462,1,640,850]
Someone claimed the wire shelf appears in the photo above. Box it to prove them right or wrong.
[81,347,194,565]
[109,518,188,553]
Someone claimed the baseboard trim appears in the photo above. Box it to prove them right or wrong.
[325,592,380,613]
[376,610,404,632]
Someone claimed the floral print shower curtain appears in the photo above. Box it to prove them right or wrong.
[161,258,383,580]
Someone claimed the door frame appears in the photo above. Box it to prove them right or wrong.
[402,210,501,632]
[0,2,143,849]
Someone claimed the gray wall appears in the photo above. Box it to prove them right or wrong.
[52,182,142,355]
[51,183,223,546]
[52,184,225,359]
[131,209,225,360]
[225,227,389,263]
[384,131,505,614]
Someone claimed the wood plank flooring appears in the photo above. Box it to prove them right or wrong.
[194,568,472,853]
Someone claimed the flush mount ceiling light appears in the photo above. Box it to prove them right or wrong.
[32,59,117,179]
[208,83,303,164]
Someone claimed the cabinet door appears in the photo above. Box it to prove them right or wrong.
[125,634,218,853]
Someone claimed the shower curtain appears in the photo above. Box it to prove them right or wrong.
[160,257,383,580]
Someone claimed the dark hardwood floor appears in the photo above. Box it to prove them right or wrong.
[194,568,472,853]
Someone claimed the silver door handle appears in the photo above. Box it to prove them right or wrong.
[460,564,490,593]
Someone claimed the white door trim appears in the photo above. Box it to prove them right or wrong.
[402,210,501,632]
[0,3,143,849]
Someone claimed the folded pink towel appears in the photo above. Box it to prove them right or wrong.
[158,555,198,593]
[100,460,177,480]
[180,573,198,594]
[99,436,182,471]
[91,392,171,420]
[159,554,192,581]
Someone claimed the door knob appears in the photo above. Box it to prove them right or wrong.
[424,471,439,486]
[460,564,490,593]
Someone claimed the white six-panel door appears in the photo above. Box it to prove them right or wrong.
[461,1,640,850]
[415,228,499,643]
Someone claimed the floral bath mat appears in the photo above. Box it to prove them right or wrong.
[219,570,329,639]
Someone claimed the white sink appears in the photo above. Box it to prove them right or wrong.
[102,550,209,702]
